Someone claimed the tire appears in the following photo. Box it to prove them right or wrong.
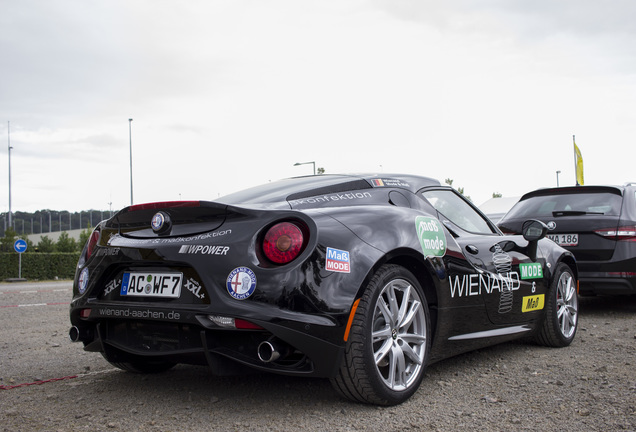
[534,263,578,347]
[103,354,176,374]
[331,264,431,405]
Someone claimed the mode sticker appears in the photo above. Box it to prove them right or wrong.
[519,263,543,279]
[415,216,446,257]
[326,247,351,273]
[226,267,257,300]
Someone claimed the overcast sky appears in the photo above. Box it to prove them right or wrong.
[1,0,635,214]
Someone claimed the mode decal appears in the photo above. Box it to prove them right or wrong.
[289,192,372,206]
[415,216,446,257]
[519,262,543,279]
[184,278,205,299]
[179,245,229,255]
[326,247,351,273]
[371,178,410,188]
[226,267,257,300]
[522,294,545,312]
[449,272,520,298]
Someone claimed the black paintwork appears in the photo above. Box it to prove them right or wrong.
[70,173,576,377]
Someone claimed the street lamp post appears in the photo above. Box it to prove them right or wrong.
[8,121,12,229]
[556,170,561,187]
[294,161,316,175]
[129,118,134,205]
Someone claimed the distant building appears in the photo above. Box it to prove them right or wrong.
[27,229,84,244]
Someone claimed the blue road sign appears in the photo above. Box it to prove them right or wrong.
[14,239,27,254]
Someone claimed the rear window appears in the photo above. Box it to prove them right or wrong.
[505,192,623,219]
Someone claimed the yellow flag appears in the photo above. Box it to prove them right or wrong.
[574,137,584,185]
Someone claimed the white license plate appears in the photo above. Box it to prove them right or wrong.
[547,234,579,246]
[121,272,183,298]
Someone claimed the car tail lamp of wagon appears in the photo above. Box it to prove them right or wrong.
[262,221,308,264]
[594,226,636,241]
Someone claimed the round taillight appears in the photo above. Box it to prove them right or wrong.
[86,229,101,260]
[263,222,304,264]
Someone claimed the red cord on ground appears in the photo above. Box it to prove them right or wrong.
[0,375,78,390]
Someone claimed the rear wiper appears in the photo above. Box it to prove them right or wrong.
[552,210,604,217]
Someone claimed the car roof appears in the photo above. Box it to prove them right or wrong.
[518,185,626,201]
[218,173,441,204]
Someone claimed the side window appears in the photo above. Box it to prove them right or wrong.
[421,190,495,235]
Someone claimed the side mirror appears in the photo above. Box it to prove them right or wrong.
[522,219,548,242]
[522,219,548,261]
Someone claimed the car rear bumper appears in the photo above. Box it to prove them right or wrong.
[578,273,636,295]
[69,305,345,379]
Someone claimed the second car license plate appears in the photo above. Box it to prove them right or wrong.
[121,272,183,298]
[547,233,579,247]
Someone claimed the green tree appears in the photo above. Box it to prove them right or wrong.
[445,179,471,201]
[37,235,56,253]
[0,227,18,252]
[317,167,325,175]
[78,228,92,251]
[56,232,78,253]
[492,192,503,198]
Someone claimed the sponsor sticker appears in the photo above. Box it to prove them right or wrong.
[103,278,121,296]
[519,262,543,279]
[226,267,257,300]
[184,278,205,299]
[522,294,545,312]
[371,178,411,188]
[178,245,230,255]
[415,216,446,257]
[326,247,351,273]
[78,268,89,294]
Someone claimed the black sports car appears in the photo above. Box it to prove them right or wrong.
[69,173,579,405]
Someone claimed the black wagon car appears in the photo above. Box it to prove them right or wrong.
[498,184,636,296]
[70,173,578,405]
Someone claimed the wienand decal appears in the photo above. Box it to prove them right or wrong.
[449,272,520,298]
[95,307,181,321]
[326,247,351,273]
[415,216,446,257]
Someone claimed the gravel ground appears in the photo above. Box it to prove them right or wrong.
[1,281,635,431]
